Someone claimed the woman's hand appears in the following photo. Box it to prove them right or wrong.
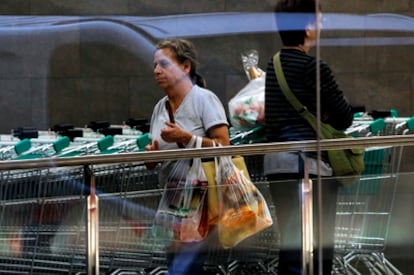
[160,121,192,145]
[145,139,159,152]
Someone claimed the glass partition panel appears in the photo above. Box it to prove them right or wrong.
[1,143,414,274]
[1,1,414,274]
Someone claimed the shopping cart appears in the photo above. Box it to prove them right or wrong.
[333,116,411,275]
[0,165,87,274]
[0,161,163,274]
[0,124,156,274]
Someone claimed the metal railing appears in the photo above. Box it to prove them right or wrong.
[1,135,413,170]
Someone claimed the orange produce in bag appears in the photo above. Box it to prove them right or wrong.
[216,156,273,248]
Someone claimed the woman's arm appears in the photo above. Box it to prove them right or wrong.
[206,124,230,146]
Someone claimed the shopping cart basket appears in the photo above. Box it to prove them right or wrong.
[334,117,409,275]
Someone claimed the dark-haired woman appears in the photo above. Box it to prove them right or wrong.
[145,38,229,274]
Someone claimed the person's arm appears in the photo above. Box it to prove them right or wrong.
[206,124,230,146]
[313,61,353,130]
[199,89,230,146]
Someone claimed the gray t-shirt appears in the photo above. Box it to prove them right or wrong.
[149,85,228,185]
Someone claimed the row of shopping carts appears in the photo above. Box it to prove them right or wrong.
[0,120,280,274]
[0,123,152,161]
[0,168,279,274]
[0,120,158,274]
[1,110,413,274]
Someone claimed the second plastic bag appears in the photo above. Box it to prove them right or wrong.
[228,50,265,130]
[215,154,273,248]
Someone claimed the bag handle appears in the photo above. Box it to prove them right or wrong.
[273,52,320,132]
[165,100,185,148]
[211,139,221,174]
[195,135,203,149]
[188,136,203,167]
[186,135,198,149]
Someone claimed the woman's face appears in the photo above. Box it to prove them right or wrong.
[153,47,188,91]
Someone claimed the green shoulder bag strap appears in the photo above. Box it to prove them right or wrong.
[273,51,365,180]
[272,51,320,131]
